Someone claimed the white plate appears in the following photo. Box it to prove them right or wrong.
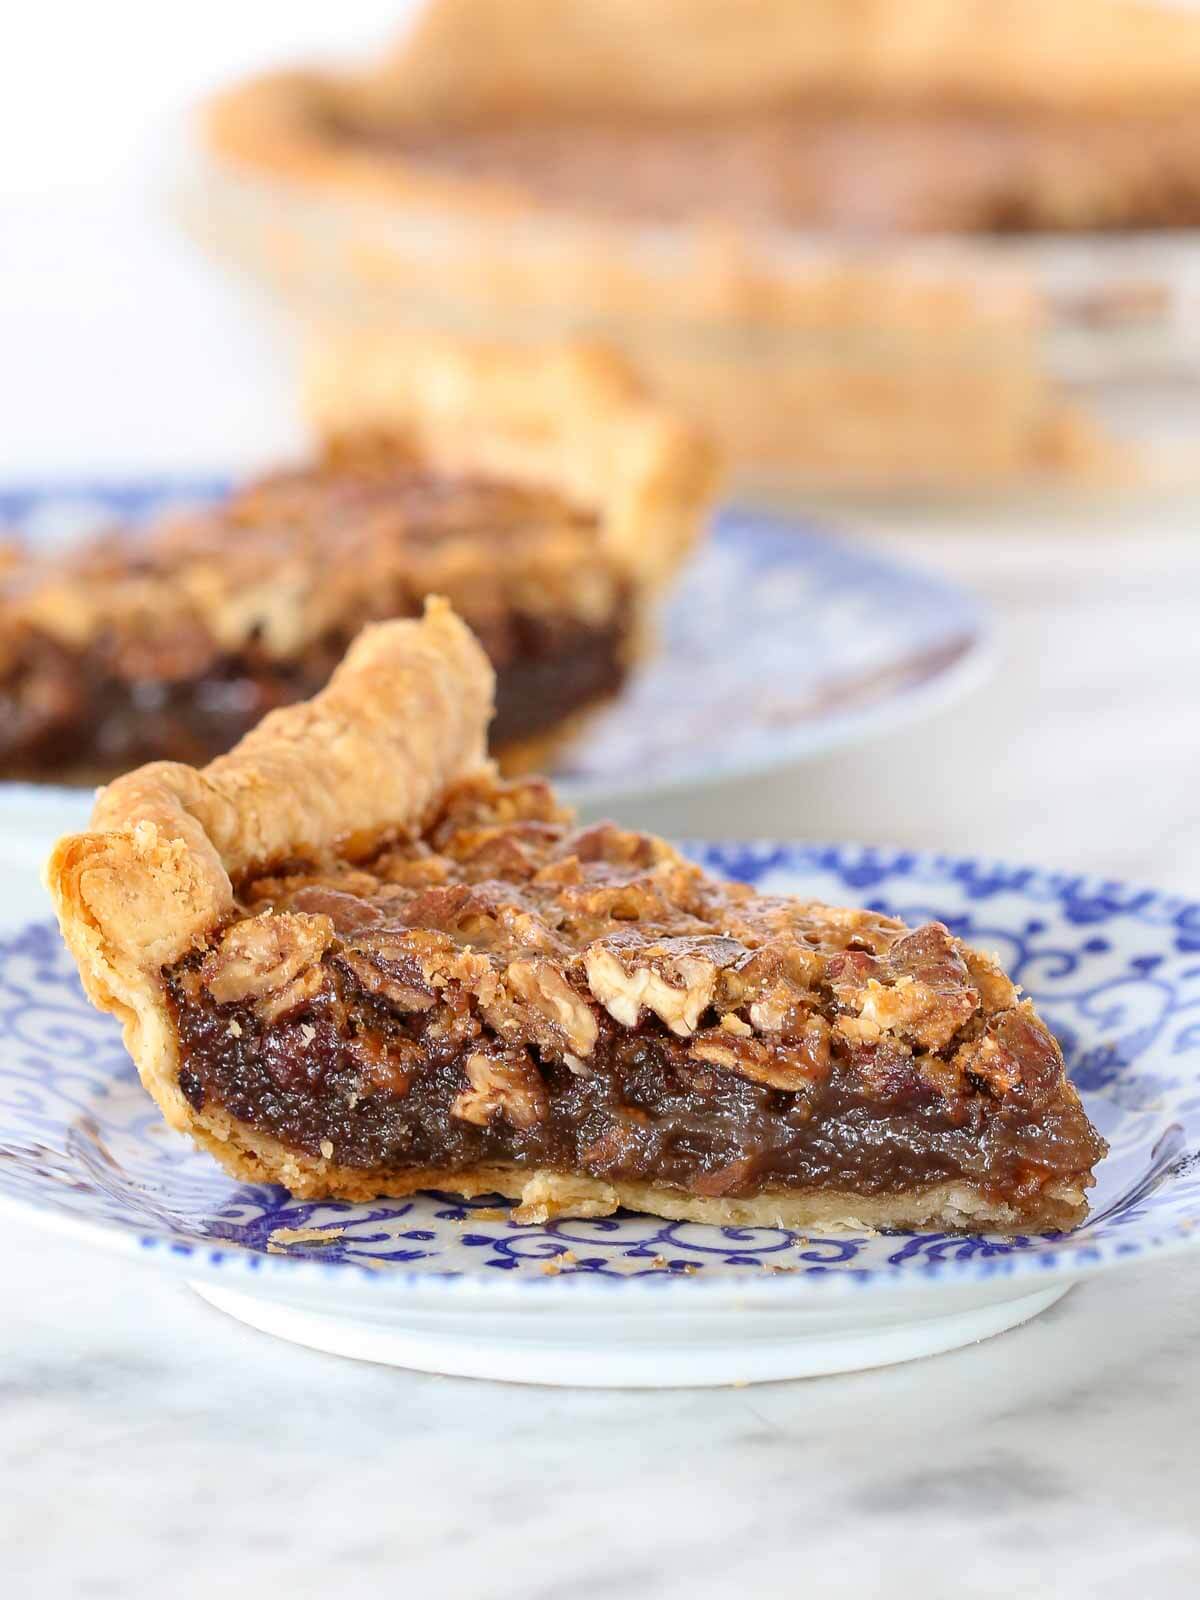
[1,842,1196,1386]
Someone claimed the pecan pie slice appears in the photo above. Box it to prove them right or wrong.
[48,603,1106,1234]
[1,341,715,782]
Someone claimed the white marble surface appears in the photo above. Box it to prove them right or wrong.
[5,6,1200,1591]
[4,1241,1199,1597]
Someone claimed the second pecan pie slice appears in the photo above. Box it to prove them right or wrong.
[48,603,1106,1234]
[1,340,715,781]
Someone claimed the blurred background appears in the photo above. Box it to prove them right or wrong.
[0,2,409,476]
[1,0,1198,886]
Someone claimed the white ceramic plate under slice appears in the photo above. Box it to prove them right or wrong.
[1,842,1196,1386]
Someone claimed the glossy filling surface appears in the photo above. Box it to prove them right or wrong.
[333,102,1200,233]
[161,777,1107,1227]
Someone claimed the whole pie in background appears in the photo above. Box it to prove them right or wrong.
[0,338,717,783]
[48,601,1107,1235]
[196,0,1200,488]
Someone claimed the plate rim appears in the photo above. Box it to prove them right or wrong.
[2,839,1198,1307]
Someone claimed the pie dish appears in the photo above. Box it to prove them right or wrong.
[47,602,1106,1234]
[0,339,716,783]
[196,0,1200,486]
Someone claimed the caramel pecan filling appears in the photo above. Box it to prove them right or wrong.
[162,776,1106,1221]
[0,449,631,778]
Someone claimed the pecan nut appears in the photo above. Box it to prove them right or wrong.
[199,912,332,1023]
[451,1050,549,1129]
[583,934,741,1037]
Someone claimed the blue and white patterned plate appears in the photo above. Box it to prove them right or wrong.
[1,842,1197,1383]
[0,481,991,804]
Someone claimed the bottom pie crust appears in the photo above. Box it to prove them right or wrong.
[175,1099,1091,1235]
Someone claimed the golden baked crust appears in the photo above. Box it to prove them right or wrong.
[47,602,1106,1235]
[166,1148,1092,1236]
[379,0,1200,119]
